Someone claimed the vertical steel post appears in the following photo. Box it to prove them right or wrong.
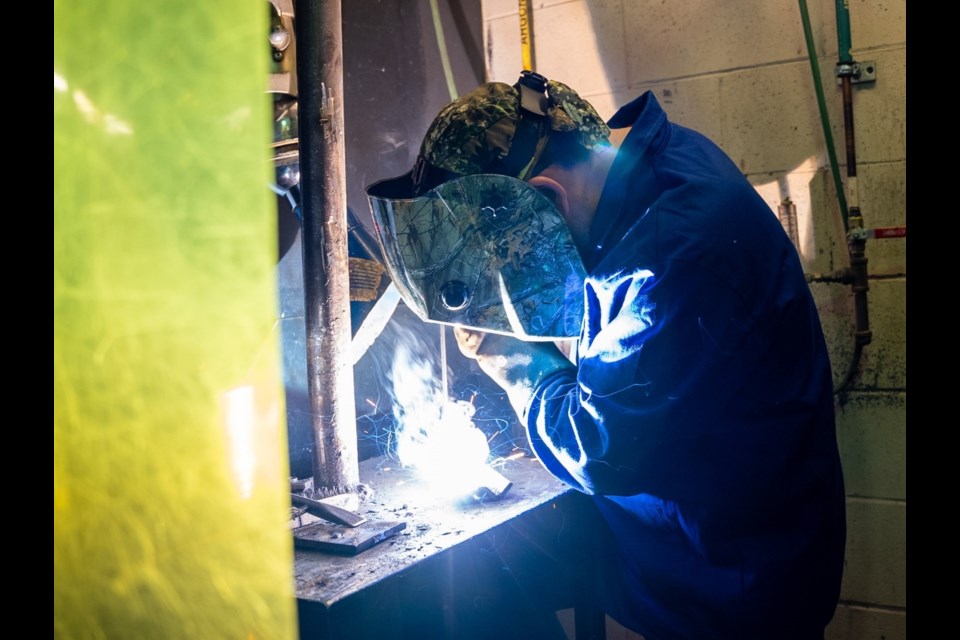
[294,0,359,495]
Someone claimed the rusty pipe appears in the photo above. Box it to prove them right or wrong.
[294,0,359,495]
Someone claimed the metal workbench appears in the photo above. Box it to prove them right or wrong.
[292,454,603,639]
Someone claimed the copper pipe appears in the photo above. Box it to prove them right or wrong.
[841,76,857,180]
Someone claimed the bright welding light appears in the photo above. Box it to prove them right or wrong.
[389,341,498,500]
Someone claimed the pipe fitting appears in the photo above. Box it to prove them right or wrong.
[846,219,872,347]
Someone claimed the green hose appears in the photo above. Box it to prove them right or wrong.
[798,0,849,231]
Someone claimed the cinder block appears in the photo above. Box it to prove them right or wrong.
[821,47,906,166]
[718,47,904,175]
[639,77,724,145]
[777,0,882,60]
[535,0,590,8]
[806,168,854,275]
[748,166,848,275]
[854,277,906,390]
[594,80,725,151]
[858,161,907,276]
[531,0,627,96]
[482,0,583,21]
[482,0,519,21]
[850,0,906,50]
[485,2,905,171]
[582,90,626,122]
[484,14,524,83]
[808,281,858,391]
[718,61,826,175]
[608,88,642,119]
[751,161,907,279]
[807,0,841,57]
[841,498,906,608]
[825,603,906,640]
[835,392,906,500]
[809,279,905,393]
[855,164,905,229]
[621,0,809,84]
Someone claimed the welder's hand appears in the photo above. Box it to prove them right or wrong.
[454,327,576,419]
[453,326,487,360]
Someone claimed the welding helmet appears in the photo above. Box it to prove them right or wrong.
[365,72,610,339]
[367,172,585,338]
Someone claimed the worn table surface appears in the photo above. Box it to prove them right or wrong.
[293,454,572,608]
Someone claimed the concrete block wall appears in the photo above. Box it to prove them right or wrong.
[480,1,906,638]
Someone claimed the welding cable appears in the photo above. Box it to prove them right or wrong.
[428,0,458,102]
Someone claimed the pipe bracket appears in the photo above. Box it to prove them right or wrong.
[835,60,877,85]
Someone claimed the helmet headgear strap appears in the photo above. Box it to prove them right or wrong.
[490,70,551,181]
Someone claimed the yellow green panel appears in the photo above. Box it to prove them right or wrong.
[54,1,297,638]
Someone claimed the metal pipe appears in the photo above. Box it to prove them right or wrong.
[848,237,871,346]
[841,77,857,180]
[832,0,860,217]
[834,0,860,217]
[799,0,872,394]
[833,0,871,394]
[294,0,359,495]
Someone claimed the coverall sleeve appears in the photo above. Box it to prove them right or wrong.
[523,259,762,498]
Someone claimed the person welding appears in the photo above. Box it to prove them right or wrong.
[365,71,846,640]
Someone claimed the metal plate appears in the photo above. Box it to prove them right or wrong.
[294,520,406,556]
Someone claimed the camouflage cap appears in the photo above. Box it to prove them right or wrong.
[414,74,611,195]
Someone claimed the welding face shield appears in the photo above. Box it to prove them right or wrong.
[365,171,586,339]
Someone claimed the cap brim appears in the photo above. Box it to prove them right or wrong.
[365,170,416,201]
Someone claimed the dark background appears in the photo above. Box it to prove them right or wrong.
[275,0,525,478]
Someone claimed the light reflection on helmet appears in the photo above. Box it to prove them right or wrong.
[366,172,585,339]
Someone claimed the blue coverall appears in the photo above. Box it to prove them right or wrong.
[520,92,847,640]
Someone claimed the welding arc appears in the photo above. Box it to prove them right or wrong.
[291,493,368,527]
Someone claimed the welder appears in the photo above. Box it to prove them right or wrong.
[365,71,846,640]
